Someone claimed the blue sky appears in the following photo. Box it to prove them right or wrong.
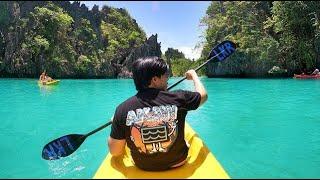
[78,1,211,60]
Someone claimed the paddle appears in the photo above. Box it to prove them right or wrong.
[168,40,236,90]
[42,120,113,160]
[41,40,237,160]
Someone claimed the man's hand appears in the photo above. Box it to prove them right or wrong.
[185,69,198,80]
[185,69,208,106]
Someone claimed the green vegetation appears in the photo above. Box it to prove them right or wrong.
[164,48,205,76]
[201,1,320,76]
[0,2,9,29]
[0,1,146,78]
[2,1,319,78]
[101,8,145,64]
[170,58,205,77]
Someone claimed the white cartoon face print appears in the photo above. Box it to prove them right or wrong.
[126,105,178,154]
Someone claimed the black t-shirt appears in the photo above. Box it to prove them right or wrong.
[110,88,201,171]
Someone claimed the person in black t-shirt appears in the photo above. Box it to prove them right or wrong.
[108,56,208,171]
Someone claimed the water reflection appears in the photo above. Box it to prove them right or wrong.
[38,82,59,95]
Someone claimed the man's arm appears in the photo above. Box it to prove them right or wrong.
[108,137,126,157]
[185,69,208,106]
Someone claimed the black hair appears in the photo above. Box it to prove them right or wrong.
[132,56,169,91]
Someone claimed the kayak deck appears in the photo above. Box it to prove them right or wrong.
[93,122,230,179]
[294,74,320,79]
[38,80,60,85]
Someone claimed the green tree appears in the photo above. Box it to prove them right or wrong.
[27,2,74,74]
[100,7,146,64]
[0,1,147,78]
[201,1,320,76]
[269,1,320,73]
[171,58,192,76]
[73,18,98,56]
[0,2,9,66]
[0,2,10,30]
[165,48,185,60]
[76,55,92,76]
[201,2,279,77]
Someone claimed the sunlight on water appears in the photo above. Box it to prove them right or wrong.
[47,148,89,178]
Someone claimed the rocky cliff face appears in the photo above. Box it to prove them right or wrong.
[206,53,287,78]
[0,1,161,78]
[118,34,162,78]
[2,2,32,77]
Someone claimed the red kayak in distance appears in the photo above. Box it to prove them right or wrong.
[294,74,320,79]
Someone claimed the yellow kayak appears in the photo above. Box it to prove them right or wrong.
[38,80,60,85]
[93,122,230,179]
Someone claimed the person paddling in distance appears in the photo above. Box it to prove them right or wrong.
[39,70,53,85]
[107,56,208,171]
[45,73,53,82]
[311,68,320,75]
[39,71,46,82]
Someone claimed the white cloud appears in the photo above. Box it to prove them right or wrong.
[176,46,202,60]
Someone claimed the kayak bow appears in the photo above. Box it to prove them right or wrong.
[38,80,60,85]
[93,122,230,179]
[294,74,320,79]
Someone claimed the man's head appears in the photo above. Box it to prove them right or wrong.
[132,56,169,91]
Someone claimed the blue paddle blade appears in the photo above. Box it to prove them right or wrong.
[42,134,85,160]
[208,40,237,63]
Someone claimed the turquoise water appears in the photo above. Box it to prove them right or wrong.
[0,78,319,178]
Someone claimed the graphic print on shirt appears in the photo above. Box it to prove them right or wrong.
[126,105,178,154]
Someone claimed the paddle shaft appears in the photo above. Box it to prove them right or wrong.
[42,41,236,160]
[42,51,219,160]
[84,50,227,136]
[83,120,113,138]
[167,50,225,91]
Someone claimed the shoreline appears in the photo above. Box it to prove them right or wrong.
[0,76,294,80]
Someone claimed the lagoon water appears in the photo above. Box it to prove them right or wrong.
[0,78,319,178]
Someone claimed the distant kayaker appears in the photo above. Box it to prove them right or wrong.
[311,68,320,75]
[39,71,54,85]
[39,71,46,82]
[107,56,208,171]
[45,73,53,82]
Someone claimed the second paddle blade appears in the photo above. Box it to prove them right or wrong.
[208,40,237,63]
[42,134,86,160]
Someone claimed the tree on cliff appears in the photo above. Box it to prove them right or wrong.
[164,48,205,77]
[200,1,320,77]
[0,1,147,78]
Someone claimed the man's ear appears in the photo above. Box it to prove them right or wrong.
[150,76,157,86]
[151,76,161,84]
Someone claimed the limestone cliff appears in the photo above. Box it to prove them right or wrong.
[0,1,161,78]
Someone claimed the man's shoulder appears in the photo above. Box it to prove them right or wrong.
[165,90,201,101]
[115,95,138,111]
[166,89,191,96]
[169,89,187,93]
